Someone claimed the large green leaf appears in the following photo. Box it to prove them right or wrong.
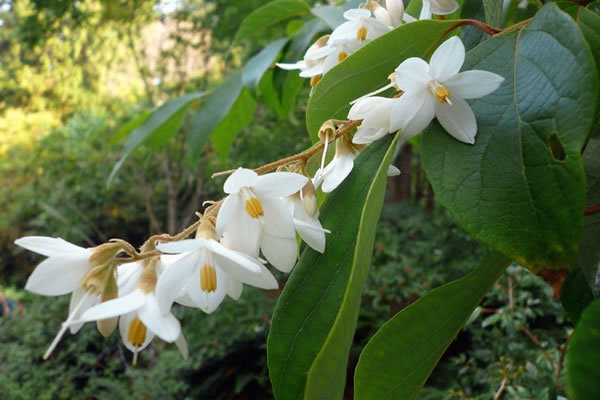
[186,72,244,160]
[109,92,203,183]
[483,0,503,27]
[567,298,600,399]
[242,38,288,89]
[354,252,509,400]
[268,134,399,400]
[234,0,310,43]
[306,19,459,142]
[561,266,595,324]
[310,0,361,29]
[210,88,257,160]
[422,5,598,273]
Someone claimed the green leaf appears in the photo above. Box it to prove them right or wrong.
[210,88,257,160]
[483,0,503,27]
[234,0,310,43]
[354,252,509,400]
[242,38,288,89]
[186,72,244,160]
[421,5,598,273]
[268,134,399,400]
[310,0,362,29]
[561,266,595,324]
[574,7,600,123]
[306,19,458,142]
[109,109,151,145]
[578,135,600,289]
[109,92,203,183]
[567,298,600,399]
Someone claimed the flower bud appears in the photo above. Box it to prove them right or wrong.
[301,180,318,217]
[97,274,118,337]
[318,120,337,144]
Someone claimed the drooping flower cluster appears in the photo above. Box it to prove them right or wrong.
[277,0,460,90]
[16,167,329,362]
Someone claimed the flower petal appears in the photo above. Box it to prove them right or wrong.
[390,91,435,138]
[175,333,189,359]
[68,288,100,334]
[213,252,278,290]
[155,251,200,314]
[79,289,146,322]
[294,218,327,253]
[117,262,144,296]
[429,36,464,81]
[15,236,88,257]
[157,239,205,254]
[321,153,355,193]
[223,168,259,194]
[119,312,155,353]
[430,0,459,15]
[434,96,477,144]
[260,233,298,273]
[187,264,227,314]
[226,278,243,300]
[343,8,371,21]
[348,96,385,120]
[254,172,308,198]
[260,196,297,239]
[394,58,430,93]
[25,255,91,296]
[387,165,401,176]
[419,0,432,20]
[444,70,504,99]
[206,240,262,273]
[138,295,181,343]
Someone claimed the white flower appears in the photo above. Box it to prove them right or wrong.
[155,218,278,314]
[284,181,329,253]
[315,136,360,193]
[277,36,334,78]
[216,168,308,272]
[329,9,391,46]
[419,0,459,20]
[349,96,398,144]
[390,36,504,143]
[76,260,185,364]
[14,236,125,359]
[370,0,406,27]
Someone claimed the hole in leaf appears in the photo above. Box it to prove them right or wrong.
[547,133,566,161]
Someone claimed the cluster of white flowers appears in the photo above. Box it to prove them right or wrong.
[16,167,328,363]
[16,0,504,364]
[277,0,459,89]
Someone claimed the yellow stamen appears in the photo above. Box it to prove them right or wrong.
[357,26,367,42]
[338,51,348,62]
[128,316,147,347]
[434,85,452,104]
[200,264,217,292]
[245,197,264,219]
[310,75,321,87]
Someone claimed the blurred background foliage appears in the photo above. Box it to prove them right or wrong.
[0,0,572,398]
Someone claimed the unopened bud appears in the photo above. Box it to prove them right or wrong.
[97,274,118,337]
[301,181,318,217]
[196,216,217,240]
[318,120,337,143]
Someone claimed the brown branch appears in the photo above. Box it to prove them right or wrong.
[555,332,572,386]
[584,203,600,216]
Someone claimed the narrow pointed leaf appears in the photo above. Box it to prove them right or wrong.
[243,38,288,89]
[354,251,510,400]
[268,134,399,400]
[422,5,598,273]
[109,92,204,183]
[306,19,458,141]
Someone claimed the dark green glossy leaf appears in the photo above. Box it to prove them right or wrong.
[186,72,243,160]
[561,266,595,324]
[306,19,458,141]
[567,298,600,399]
[422,5,598,273]
[109,92,203,183]
[234,0,310,43]
[268,134,399,400]
[243,38,288,89]
[354,252,509,400]
[210,88,257,160]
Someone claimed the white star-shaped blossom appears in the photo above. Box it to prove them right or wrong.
[276,35,334,78]
[75,259,187,363]
[419,0,459,20]
[349,96,398,145]
[284,181,329,253]
[389,36,504,143]
[155,219,278,314]
[216,168,308,273]
[329,9,391,47]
